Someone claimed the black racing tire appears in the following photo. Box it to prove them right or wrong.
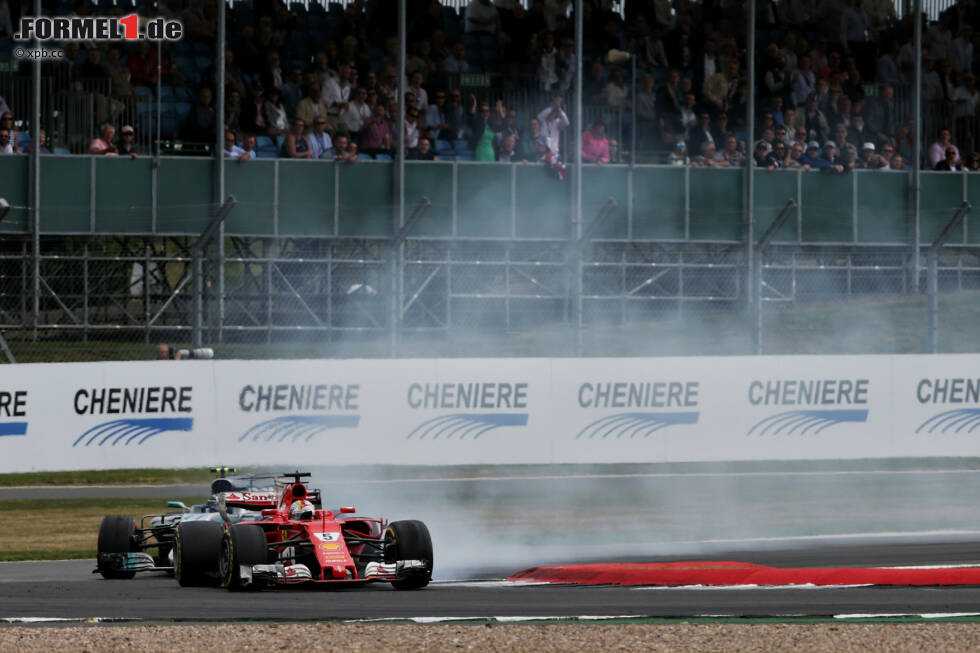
[219,524,268,591]
[174,521,223,587]
[97,515,137,580]
[384,520,433,590]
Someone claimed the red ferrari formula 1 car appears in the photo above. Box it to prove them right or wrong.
[173,472,433,590]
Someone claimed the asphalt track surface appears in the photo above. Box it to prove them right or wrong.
[7,467,980,620]
[6,542,980,621]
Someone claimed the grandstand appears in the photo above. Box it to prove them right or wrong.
[0,0,978,361]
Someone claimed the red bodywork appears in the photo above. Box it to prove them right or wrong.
[222,478,393,584]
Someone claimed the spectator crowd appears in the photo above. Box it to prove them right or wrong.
[1,0,980,174]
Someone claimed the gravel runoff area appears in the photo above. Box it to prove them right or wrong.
[3,622,980,652]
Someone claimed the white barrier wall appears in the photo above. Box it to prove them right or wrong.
[1,354,979,472]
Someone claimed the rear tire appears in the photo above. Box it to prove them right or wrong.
[219,524,268,590]
[384,520,433,590]
[174,521,223,587]
[97,515,137,580]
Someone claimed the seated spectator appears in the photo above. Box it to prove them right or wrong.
[339,137,360,163]
[668,140,689,166]
[323,64,353,138]
[264,87,290,137]
[934,147,963,171]
[223,130,252,161]
[608,138,622,164]
[928,128,959,169]
[964,152,980,172]
[308,117,334,159]
[695,141,726,167]
[687,111,717,160]
[0,128,15,154]
[754,140,779,170]
[720,135,746,166]
[89,124,118,155]
[405,106,421,150]
[815,141,845,172]
[408,136,439,161]
[0,112,18,151]
[493,132,517,162]
[117,125,138,158]
[581,119,610,165]
[360,105,394,158]
[407,71,428,112]
[841,145,861,172]
[517,118,542,162]
[786,142,811,169]
[225,89,243,135]
[295,82,329,136]
[183,87,217,143]
[344,87,373,138]
[281,118,313,159]
[798,141,822,167]
[889,154,907,170]
[281,66,305,117]
[241,134,257,159]
[23,129,50,155]
[771,141,790,167]
[443,42,472,73]
[860,142,886,169]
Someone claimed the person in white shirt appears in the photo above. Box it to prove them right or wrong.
[322,64,352,137]
[536,96,569,156]
[953,73,979,119]
[343,87,372,136]
[407,71,428,113]
[223,130,254,161]
[307,117,334,159]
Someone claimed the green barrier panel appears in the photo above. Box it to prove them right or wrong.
[801,172,854,242]
[157,157,212,234]
[457,163,512,238]
[857,170,908,243]
[515,164,569,238]
[278,160,336,236]
[631,166,685,240]
[94,157,153,233]
[582,165,628,239]
[689,167,742,241]
[754,169,799,243]
[224,159,277,235]
[404,162,453,237]
[337,161,391,237]
[40,156,91,232]
[920,172,965,245]
[966,174,980,245]
[0,155,29,233]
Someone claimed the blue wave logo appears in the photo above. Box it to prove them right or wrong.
[575,412,699,439]
[747,409,868,436]
[916,409,980,434]
[407,413,528,440]
[73,417,193,447]
[239,415,360,443]
[0,422,27,437]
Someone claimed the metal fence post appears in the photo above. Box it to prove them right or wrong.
[926,200,971,353]
[388,197,431,357]
[192,196,237,349]
[754,200,797,355]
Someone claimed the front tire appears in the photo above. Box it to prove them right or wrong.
[219,524,268,590]
[97,515,137,580]
[174,521,223,587]
[384,520,433,590]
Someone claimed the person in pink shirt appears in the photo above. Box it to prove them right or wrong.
[89,124,118,155]
[581,118,610,165]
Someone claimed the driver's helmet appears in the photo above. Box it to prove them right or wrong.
[289,499,315,520]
